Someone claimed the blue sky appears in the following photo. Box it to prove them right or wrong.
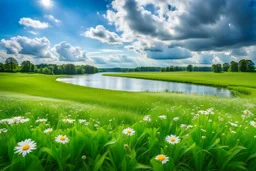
[0,0,255,67]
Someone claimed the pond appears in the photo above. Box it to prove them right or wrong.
[56,73,233,97]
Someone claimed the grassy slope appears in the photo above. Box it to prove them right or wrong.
[0,72,255,119]
[104,72,256,97]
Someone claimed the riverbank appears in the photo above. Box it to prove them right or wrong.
[104,72,256,97]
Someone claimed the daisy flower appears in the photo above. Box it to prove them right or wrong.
[143,115,151,122]
[14,139,37,157]
[242,110,253,119]
[155,154,169,164]
[159,115,167,120]
[122,128,135,136]
[165,135,180,144]
[173,117,179,121]
[43,128,53,133]
[36,119,47,123]
[79,119,87,124]
[55,135,69,144]
[250,121,256,128]
[0,128,7,133]
[62,119,75,124]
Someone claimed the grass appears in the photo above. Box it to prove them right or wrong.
[0,72,256,170]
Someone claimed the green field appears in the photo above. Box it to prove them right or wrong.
[0,72,256,170]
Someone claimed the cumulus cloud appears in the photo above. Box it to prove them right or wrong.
[1,36,53,58]
[83,25,122,45]
[19,17,49,29]
[105,0,256,62]
[52,41,87,61]
[44,15,61,23]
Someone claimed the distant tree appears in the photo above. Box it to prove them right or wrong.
[0,62,4,72]
[187,65,193,72]
[246,60,255,72]
[166,66,170,72]
[161,68,166,72]
[4,57,18,72]
[53,65,58,74]
[20,61,32,72]
[64,64,76,74]
[212,64,222,73]
[238,59,247,72]
[228,61,238,72]
[223,63,230,72]
[42,67,53,75]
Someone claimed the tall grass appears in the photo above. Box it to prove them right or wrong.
[0,95,256,170]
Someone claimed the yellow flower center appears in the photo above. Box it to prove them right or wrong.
[60,136,66,141]
[254,122,256,126]
[127,130,132,134]
[157,155,166,161]
[170,137,176,142]
[22,144,30,151]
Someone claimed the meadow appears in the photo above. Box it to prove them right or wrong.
[0,72,256,171]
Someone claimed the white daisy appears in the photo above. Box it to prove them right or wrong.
[159,115,167,120]
[165,135,180,144]
[242,110,253,118]
[122,128,135,136]
[250,121,256,128]
[14,139,37,157]
[79,119,87,124]
[180,124,187,128]
[43,128,53,133]
[55,135,69,144]
[155,154,169,164]
[36,119,47,123]
[173,117,179,121]
[0,128,7,133]
[62,118,75,124]
[143,115,151,122]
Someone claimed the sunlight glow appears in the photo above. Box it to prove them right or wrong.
[40,0,53,8]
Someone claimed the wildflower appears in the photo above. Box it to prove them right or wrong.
[202,136,206,139]
[143,115,151,122]
[180,124,187,128]
[62,118,75,124]
[159,115,167,120]
[43,128,53,133]
[242,110,253,119]
[250,121,256,128]
[122,128,135,136]
[55,135,69,144]
[186,125,193,129]
[173,117,179,121]
[201,129,206,132]
[229,122,238,127]
[82,155,86,160]
[14,139,36,157]
[208,119,212,122]
[165,135,180,144]
[36,119,47,123]
[0,128,7,133]
[155,154,169,164]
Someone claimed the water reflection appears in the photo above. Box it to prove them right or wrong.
[56,73,233,97]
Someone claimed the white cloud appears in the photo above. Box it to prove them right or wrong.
[1,36,53,58]
[52,41,87,61]
[83,25,122,45]
[44,15,61,23]
[27,31,38,35]
[19,17,49,29]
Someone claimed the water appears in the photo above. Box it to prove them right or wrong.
[56,73,233,97]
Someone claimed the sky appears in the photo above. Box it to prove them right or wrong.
[0,0,255,68]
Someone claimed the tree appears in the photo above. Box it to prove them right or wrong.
[238,59,247,72]
[0,62,4,72]
[21,61,32,72]
[228,61,238,72]
[246,60,255,72]
[4,57,18,72]
[187,65,193,72]
[223,63,230,72]
[42,67,53,75]
[212,64,222,73]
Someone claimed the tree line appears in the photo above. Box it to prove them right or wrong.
[161,66,212,72]
[211,59,255,73]
[0,57,98,75]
